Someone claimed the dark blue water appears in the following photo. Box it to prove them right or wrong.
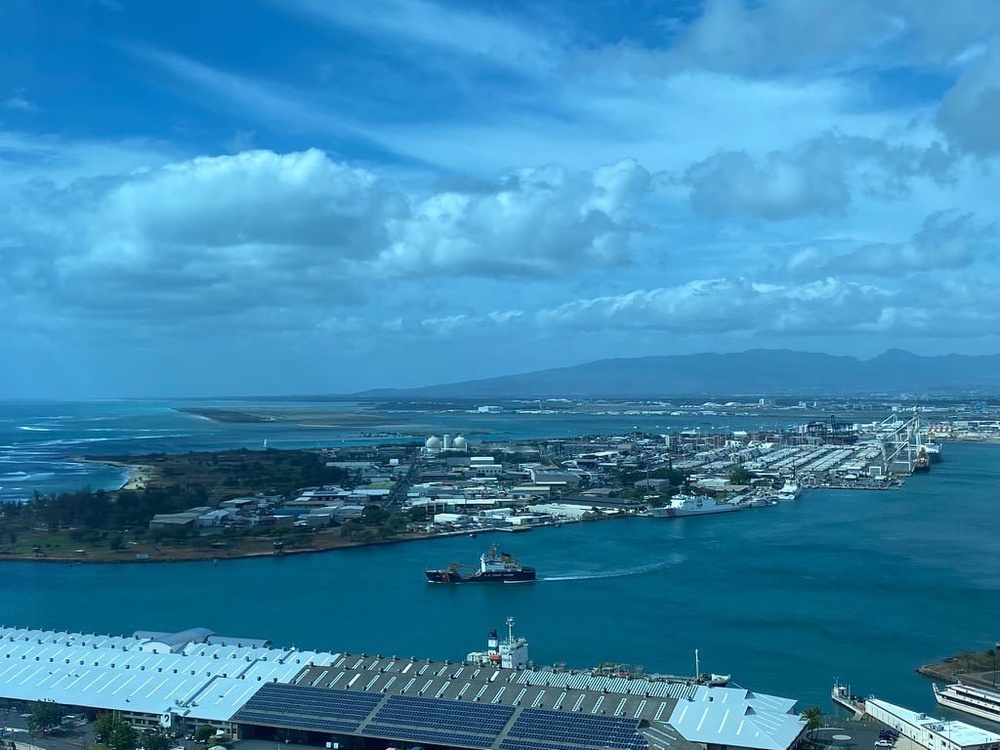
[1,402,997,720]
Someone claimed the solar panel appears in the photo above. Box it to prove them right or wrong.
[366,724,496,750]
[230,682,384,734]
[506,708,648,750]
[371,693,515,733]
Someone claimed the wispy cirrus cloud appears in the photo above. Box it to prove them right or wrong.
[274,0,561,77]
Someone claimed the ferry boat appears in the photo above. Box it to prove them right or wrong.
[649,493,741,518]
[933,682,1000,724]
[425,543,536,584]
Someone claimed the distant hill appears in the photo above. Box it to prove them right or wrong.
[361,349,1000,399]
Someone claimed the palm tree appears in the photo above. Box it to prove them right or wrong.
[800,705,825,743]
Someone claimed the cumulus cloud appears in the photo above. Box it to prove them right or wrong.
[1,148,651,325]
[667,0,896,75]
[685,150,849,220]
[665,0,1000,75]
[378,160,651,276]
[792,210,997,277]
[683,133,955,220]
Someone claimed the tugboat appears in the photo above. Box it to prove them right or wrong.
[425,543,536,584]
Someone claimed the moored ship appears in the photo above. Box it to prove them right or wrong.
[933,682,1000,724]
[466,619,730,686]
[650,493,741,518]
[425,542,536,584]
[924,440,943,462]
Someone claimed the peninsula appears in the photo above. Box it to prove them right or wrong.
[0,404,953,562]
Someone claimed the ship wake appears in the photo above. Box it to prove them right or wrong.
[542,553,686,582]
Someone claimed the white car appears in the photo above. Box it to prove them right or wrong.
[875,740,894,747]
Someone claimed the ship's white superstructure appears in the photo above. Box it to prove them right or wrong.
[650,494,740,518]
[934,682,1000,724]
[467,617,530,669]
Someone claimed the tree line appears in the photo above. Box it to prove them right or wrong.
[27,701,227,750]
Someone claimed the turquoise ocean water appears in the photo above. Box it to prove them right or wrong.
[1,401,998,719]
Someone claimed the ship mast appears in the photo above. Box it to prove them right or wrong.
[695,649,700,679]
[506,616,515,645]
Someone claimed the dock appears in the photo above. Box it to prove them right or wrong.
[832,680,868,718]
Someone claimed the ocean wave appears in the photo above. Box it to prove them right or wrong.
[16,425,51,432]
[33,432,193,447]
[0,471,54,481]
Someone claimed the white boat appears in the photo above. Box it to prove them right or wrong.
[934,682,1000,724]
[650,494,740,518]
[776,481,800,501]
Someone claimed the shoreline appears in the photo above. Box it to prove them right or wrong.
[20,437,983,566]
[0,517,600,565]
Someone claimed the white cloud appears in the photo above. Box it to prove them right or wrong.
[124,45,364,139]
[534,278,895,335]
[275,0,559,77]
[663,0,1000,74]
[682,133,955,220]
[378,160,651,276]
[2,91,39,113]
[665,0,897,75]
[0,148,651,327]
[788,210,996,276]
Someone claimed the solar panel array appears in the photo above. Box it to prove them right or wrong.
[365,694,516,750]
[506,708,648,750]
[501,740,599,750]
[231,683,383,735]
[366,724,496,749]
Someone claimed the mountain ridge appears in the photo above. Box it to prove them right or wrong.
[360,349,1000,399]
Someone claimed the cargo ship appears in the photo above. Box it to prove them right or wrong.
[425,542,536,584]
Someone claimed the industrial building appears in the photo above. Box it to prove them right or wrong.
[0,625,807,750]
[865,698,1000,750]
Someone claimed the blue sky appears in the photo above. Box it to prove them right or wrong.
[3,0,1000,397]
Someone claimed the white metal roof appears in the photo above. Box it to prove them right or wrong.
[668,685,805,750]
[868,698,1000,748]
[0,626,340,724]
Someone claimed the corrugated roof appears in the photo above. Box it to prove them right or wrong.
[667,686,805,750]
[0,626,341,724]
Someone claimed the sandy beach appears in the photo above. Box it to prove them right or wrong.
[118,466,154,490]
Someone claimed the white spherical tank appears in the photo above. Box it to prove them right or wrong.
[451,436,468,450]
[425,436,442,449]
